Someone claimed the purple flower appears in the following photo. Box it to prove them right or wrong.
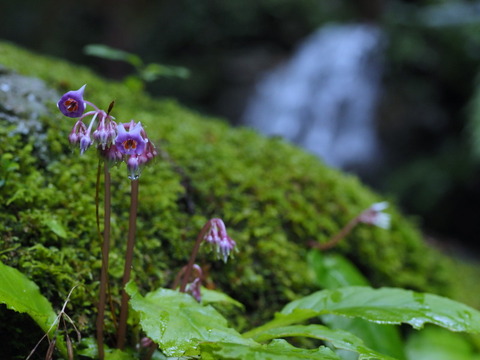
[99,144,124,164]
[79,133,93,154]
[126,155,141,180]
[358,202,390,229]
[57,85,86,118]
[115,121,147,156]
[204,218,236,262]
[185,264,203,302]
[93,115,117,150]
[68,120,87,144]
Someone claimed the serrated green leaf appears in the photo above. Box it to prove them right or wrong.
[105,349,137,360]
[201,287,245,309]
[308,251,406,359]
[245,287,480,338]
[126,281,255,357]
[77,337,137,360]
[0,261,57,334]
[251,324,396,360]
[308,250,369,289]
[200,339,342,360]
[0,262,68,357]
[322,315,406,360]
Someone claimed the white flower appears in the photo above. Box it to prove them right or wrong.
[358,202,391,229]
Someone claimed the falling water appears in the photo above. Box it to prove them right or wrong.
[242,23,385,173]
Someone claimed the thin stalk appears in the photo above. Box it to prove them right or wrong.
[144,343,158,360]
[117,179,139,349]
[310,217,359,251]
[96,163,111,360]
[179,222,210,293]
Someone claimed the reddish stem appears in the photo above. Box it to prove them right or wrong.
[117,179,139,349]
[311,217,359,250]
[179,222,210,293]
[96,163,111,360]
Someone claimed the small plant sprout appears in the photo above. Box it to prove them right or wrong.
[312,201,391,250]
[179,219,237,295]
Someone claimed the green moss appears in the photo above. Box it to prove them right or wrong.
[0,41,457,342]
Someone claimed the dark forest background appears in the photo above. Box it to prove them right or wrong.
[2,0,480,252]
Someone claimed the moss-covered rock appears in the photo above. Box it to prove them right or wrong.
[0,41,456,347]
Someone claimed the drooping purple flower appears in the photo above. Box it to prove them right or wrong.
[68,120,87,145]
[99,144,124,164]
[186,277,202,302]
[358,201,391,229]
[204,218,236,262]
[184,264,203,302]
[126,155,141,180]
[57,85,87,118]
[79,133,93,154]
[115,121,147,156]
[93,114,117,150]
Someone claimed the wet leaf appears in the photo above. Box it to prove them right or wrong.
[308,251,406,359]
[405,326,480,360]
[245,287,480,338]
[0,261,57,335]
[251,324,397,360]
[126,282,254,357]
[201,287,245,309]
[200,339,342,360]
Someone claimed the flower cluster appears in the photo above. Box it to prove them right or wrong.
[358,202,391,229]
[203,218,236,262]
[57,85,157,179]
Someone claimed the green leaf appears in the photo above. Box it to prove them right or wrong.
[405,326,480,360]
[43,217,68,238]
[0,261,57,335]
[251,324,397,360]
[308,251,406,359]
[139,63,190,81]
[105,349,137,360]
[308,250,369,289]
[77,337,137,360]
[200,339,342,360]
[84,44,143,68]
[126,281,255,357]
[321,315,406,360]
[201,287,245,309]
[0,261,68,357]
[245,287,480,338]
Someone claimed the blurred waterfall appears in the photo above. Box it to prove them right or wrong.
[242,23,385,173]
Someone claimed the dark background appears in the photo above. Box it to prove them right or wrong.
[2,0,480,252]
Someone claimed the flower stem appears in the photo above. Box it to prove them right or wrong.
[117,179,139,349]
[96,162,111,360]
[310,217,359,250]
[179,222,210,293]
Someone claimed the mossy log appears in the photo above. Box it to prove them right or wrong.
[0,42,457,347]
